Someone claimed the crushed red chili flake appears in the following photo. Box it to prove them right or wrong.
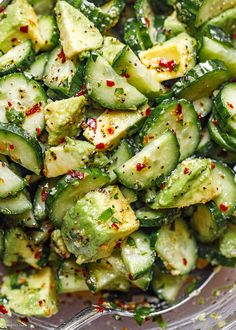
[67,170,85,180]
[87,118,97,131]
[106,80,115,87]
[34,251,41,260]
[175,103,182,115]
[160,182,166,190]
[11,37,18,42]
[212,119,219,126]
[98,297,104,305]
[9,144,14,150]
[227,102,234,109]
[38,300,43,307]
[220,203,228,212]
[107,127,115,134]
[211,162,216,170]
[95,306,105,313]
[0,6,5,13]
[184,167,191,174]
[8,101,12,107]
[136,162,146,172]
[111,223,119,230]
[25,103,40,116]
[145,17,150,28]
[183,258,188,266]
[96,143,105,150]
[20,25,28,33]
[121,72,130,78]
[58,49,66,63]
[145,107,151,116]
[128,274,134,281]
[159,58,176,72]
[41,189,48,202]
[36,127,41,135]
[75,84,86,97]
[0,305,8,314]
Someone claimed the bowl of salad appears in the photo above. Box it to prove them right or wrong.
[1,0,236,328]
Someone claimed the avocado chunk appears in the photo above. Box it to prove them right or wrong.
[139,32,196,82]
[55,1,103,58]
[1,267,58,317]
[3,227,48,269]
[163,11,186,39]
[45,96,86,145]
[44,138,98,178]
[0,0,43,53]
[99,36,124,65]
[62,185,139,264]
[151,158,221,209]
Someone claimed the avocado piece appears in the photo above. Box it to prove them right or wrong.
[62,185,139,264]
[163,11,187,39]
[51,229,71,259]
[45,96,87,145]
[57,258,89,294]
[139,32,196,82]
[0,0,43,53]
[55,1,103,58]
[151,158,221,209]
[1,267,58,317]
[44,138,96,178]
[98,36,124,65]
[3,227,48,269]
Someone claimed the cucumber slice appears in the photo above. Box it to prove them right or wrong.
[99,37,124,65]
[121,231,155,279]
[199,37,236,76]
[195,0,236,27]
[46,168,110,227]
[0,73,46,136]
[124,18,145,52]
[135,207,172,227]
[196,126,212,156]
[115,131,180,190]
[176,0,201,30]
[0,40,35,77]
[0,191,32,215]
[0,161,26,198]
[28,0,56,15]
[27,53,49,80]
[119,186,137,204]
[113,46,165,99]
[207,143,236,166]
[193,96,212,118]
[107,139,134,183]
[33,179,56,222]
[155,218,197,275]
[140,99,200,161]
[38,15,59,52]
[85,54,147,110]
[219,224,236,259]
[134,0,157,48]
[214,83,236,120]
[191,203,226,243]
[0,123,42,174]
[172,60,231,101]
[5,209,38,228]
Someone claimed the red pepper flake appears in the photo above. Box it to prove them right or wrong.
[96,143,105,150]
[20,25,28,33]
[0,6,5,13]
[145,107,151,116]
[233,34,236,39]
[159,58,177,72]
[145,17,150,28]
[59,137,66,144]
[41,189,48,202]
[36,127,41,136]
[121,72,130,78]
[211,162,216,170]
[8,101,12,107]
[184,167,191,174]
[11,37,18,43]
[106,80,115,87]
[34,251,41,260]
[227,102,234,109]
[9,144,14,150]
[98,297,104,305]
[87,118,97,131]
[175,104,182,115]
[128,274,134,281]
[220,203,228,212]
[136,162,146,172]
[67,170,85,180]
[95,306,105,313]
[0,305,8,315]
[74,84,86,97]
[25,103,40,116]
[111,223,119,231]
[183,258,188,266]
[107,127,115,135]
[160,182,166,190]
[38,300,43,307]
[198,112,203,119]
[212,119,219,126]
[57,49,66,63]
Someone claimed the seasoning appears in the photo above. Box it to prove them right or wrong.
[75,84,86,97]
[20,25,28,33]
[219,203,228,212]
[96,143,105,150]
[106,80,115,87]
[136,163,146,172]
[25,104,40,116]
[145,107,151,116]
[41,189,49,202]
[87,118,97,131]
[159,58,176,72]
[67,170,85,180]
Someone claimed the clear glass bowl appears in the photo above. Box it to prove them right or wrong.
[1,265,236,329]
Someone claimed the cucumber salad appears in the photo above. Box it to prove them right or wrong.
[0,0,236,320]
